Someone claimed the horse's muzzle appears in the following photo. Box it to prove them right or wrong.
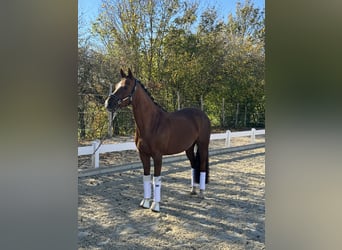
[105,96,119,112]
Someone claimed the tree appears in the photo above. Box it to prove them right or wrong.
[78,39,120,139]
[226,0,265,44]
[220,0,265,127]
[78,0,265,140]
[92,0,183,81]
[195,8,225,106]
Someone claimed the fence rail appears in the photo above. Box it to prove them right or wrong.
[78,128,265,168]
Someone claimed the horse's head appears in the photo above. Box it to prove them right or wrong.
[105,68,137,112]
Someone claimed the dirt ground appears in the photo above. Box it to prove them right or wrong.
[78,139,265,250]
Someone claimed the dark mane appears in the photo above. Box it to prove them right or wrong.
[137,80,167,112]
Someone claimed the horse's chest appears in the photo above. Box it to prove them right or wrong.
[135,137,152,154]
[136,135,167,155]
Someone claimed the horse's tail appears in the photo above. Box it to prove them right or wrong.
[194,146,209,184]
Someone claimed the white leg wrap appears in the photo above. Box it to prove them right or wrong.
[190,169,198,195]
[191,168,194,187]
[153,176,161,202]
[140,175,151,209]
[151,176,162,212]
[191,169,199,187]
[143,175,151,199]
[200,172,206,191]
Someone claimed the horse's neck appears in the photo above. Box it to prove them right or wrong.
[132,85,164,136]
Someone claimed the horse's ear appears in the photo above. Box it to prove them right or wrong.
[120,69,127,78]
[127,68,133,79]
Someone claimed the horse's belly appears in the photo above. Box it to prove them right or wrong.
[164,137,194,155]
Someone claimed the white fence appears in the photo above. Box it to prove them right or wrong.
[78,128,265,168]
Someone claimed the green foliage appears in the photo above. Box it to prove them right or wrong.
[78,0,265,141]
[112,109,135,136]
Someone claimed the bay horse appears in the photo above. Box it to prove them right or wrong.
[105,69,211,212]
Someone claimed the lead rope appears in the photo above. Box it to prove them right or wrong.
[78,111,118,168]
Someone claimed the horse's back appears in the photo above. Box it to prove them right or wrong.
[169,108,211,141]
[174,108,210,129]
[172,108,209,121]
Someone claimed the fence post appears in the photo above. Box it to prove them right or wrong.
[91,139,100,168]
[244,104,247,127]
[108,83,113,137]
[201,95,203,110]
[222,98,225,127]
[251,128,256,143]
[225,130,231,147]
[235,103,239,127]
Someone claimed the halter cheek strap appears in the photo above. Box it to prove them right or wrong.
[111,79,138,106]
[120,79,137,104]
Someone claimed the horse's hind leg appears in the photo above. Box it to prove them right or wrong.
[197,142,209,199]
[186,143,197,195]
[151,154,162,212]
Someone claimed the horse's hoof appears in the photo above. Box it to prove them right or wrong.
[199,190,205,199]
[140,198,150,209]
[190,187,197,195]
[150,202,160,212]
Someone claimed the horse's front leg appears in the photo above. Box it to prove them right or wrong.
[139,152,151,209]
[151,155,162,212]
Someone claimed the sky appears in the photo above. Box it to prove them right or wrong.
[78,0,265,32]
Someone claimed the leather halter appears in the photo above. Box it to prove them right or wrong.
[110,79,138,106]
